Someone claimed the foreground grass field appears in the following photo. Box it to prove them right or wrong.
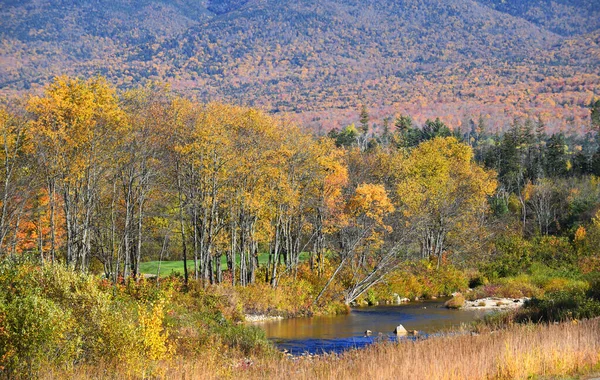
[49,318,600,379]
[139,253,311,277]
[5,257,600,380]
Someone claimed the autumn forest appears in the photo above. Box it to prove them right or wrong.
[1,74,599,378]
[2,1,600,379]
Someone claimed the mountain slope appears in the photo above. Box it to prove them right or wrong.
[0,0,598,130]
[163,0,562,107]
[0,0,212,88]
[475,0,600,36]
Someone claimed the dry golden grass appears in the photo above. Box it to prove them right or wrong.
[44,319,600,380]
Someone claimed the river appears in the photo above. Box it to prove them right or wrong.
[257,299,489,354]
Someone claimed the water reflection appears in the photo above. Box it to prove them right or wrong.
[257,300,488,354]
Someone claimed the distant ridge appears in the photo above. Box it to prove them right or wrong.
[0,0,598,130]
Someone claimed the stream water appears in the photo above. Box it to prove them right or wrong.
[257,300,490,354]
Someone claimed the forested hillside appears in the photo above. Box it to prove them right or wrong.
[475,0,600,36]
[0,0,599,130]
[2,2,600,378]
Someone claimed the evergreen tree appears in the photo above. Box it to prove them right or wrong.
[572,149,590,175]
[381,116,391,146]
[394,114,412,133]
[521,119,539,181]
[544,133,569,177]
[422,118,451,141]
[590,98,600,131]
[359,105,369,134]
[592,150,600,176]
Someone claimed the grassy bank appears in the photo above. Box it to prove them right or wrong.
[3,256,600,379]
[139,253,310,277]
[49,318,600,380]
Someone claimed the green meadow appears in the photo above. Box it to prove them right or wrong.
[139,252,310,277]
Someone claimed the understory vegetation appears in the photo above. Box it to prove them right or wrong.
[0,257,274,378]
[3,255,600,379]
[43,316,600,380]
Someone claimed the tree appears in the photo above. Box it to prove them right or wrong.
[589,100,600,176]
[524,180,557,235]
[396,137,497,268]
[314,183,397,305]
[381,117,391,146]
[394,114,412,133]
[422,118,451,141]
[0,107,34,256]
[114,85,168,280]
[359,105,369,135]
[328,124,359,147]
[358,105,370,151]
[28,76,124,271]
[394,114,421,148]
[545,133,569,177]
[590,99,600,131]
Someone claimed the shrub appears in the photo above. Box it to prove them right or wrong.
[530,236,578,269]
[220,324,271,356]
[468,276,539,300]
[482,234,581,281]
[468,275,488,289]
[482,235,533,279]
[0,256,274,377]
[377,262,468,302]
[520,289,600,323]
[0,294,77,376]
[138,299,172,361]
[444,294,465,309]
[542,278,588,293]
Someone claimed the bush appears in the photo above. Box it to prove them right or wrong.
[371,262,469,303]
[482,235,533,279]
[482,234,580,281]
[0,295,77,376]
[468,275,542,300]
[468,275,488,289]
[519,289,600,323]
[0,257,273,377]
[530,236,578,269]
[444,294,465,309]
[221,324,271,356]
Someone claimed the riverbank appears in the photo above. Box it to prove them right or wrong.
[6,257,600,379]
[444,294,530,310]
[463,297,529,310]
[245,314,285,323]
[56,318,600,379]
[256,318,600,380]
[255,300,489,354]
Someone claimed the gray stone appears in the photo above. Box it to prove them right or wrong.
[394,324,408,334]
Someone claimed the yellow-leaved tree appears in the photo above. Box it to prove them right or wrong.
[28,76,125,270]
[396,137,497,268]
[0,107,33,255]
[315,183,397,305]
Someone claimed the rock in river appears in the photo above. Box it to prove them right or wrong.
[394,325,408,335]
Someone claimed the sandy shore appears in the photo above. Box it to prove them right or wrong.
[462,297,529,310]
[245,314,284,323]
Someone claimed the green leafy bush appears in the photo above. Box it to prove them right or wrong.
[519,289,600,322]
[0,256,273,377]
[0,295,77,376]
[482,235,533,279]
[371,261,469,302]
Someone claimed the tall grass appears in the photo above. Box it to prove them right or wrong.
[49,318,600,380]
